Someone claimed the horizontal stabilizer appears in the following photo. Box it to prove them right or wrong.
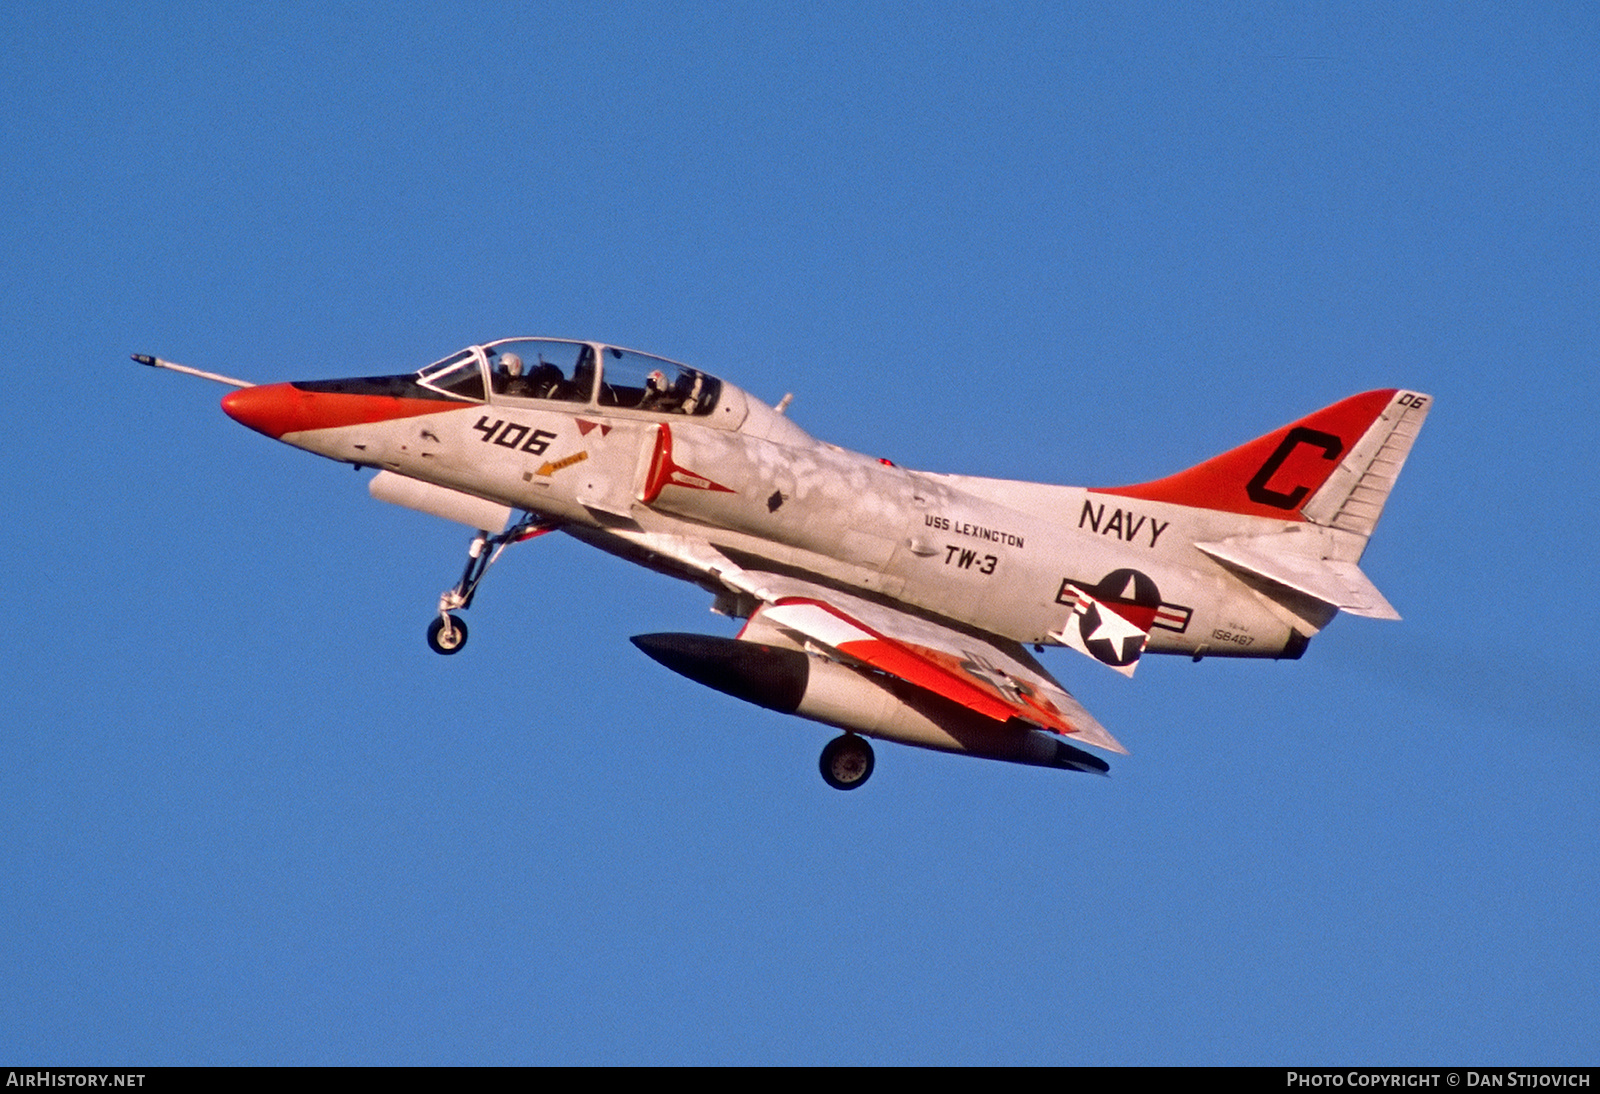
[1195,532,1400,620]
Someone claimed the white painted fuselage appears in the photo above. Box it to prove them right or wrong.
[196,337,1428,784]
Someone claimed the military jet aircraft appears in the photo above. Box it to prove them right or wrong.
[135,340,1429,789]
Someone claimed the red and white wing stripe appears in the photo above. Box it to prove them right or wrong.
[746,594,1125,754]
[756,598,1026,725]
[606,537,1126,754]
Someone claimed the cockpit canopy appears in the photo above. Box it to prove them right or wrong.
[415,338,722,418]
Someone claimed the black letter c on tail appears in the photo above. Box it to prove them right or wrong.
[1246,427,1343,510]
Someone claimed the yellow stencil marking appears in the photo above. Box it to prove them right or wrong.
[536,450,589,476]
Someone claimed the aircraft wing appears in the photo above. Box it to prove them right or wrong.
[734,575,1128,756]
[586,531,1126,755]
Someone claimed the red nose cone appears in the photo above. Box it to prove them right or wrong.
[221,383,304,440]
[222,382,459,440]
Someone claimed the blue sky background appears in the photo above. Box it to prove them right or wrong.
[2,2,1595,1065]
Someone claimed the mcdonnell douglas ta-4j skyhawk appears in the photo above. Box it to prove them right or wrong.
[136,340,1429,789]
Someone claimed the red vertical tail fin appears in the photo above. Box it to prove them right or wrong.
[1096,389,1430,533]
[1096,389,1432,622]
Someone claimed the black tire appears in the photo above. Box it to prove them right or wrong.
[427,614,468,655]
[819,734,875,790]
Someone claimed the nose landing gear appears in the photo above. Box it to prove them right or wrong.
[426,513,553,655]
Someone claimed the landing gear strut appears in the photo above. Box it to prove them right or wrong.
[426,512,552,655]
[819,734,875,790]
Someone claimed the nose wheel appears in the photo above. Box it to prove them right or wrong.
[425,512,553,655]
[820,734,875,790]
[427,614,468,654]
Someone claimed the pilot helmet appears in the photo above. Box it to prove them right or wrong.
[501,352,523,376]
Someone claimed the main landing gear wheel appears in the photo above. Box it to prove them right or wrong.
[427,614,468,655]
[819,734,875,790]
